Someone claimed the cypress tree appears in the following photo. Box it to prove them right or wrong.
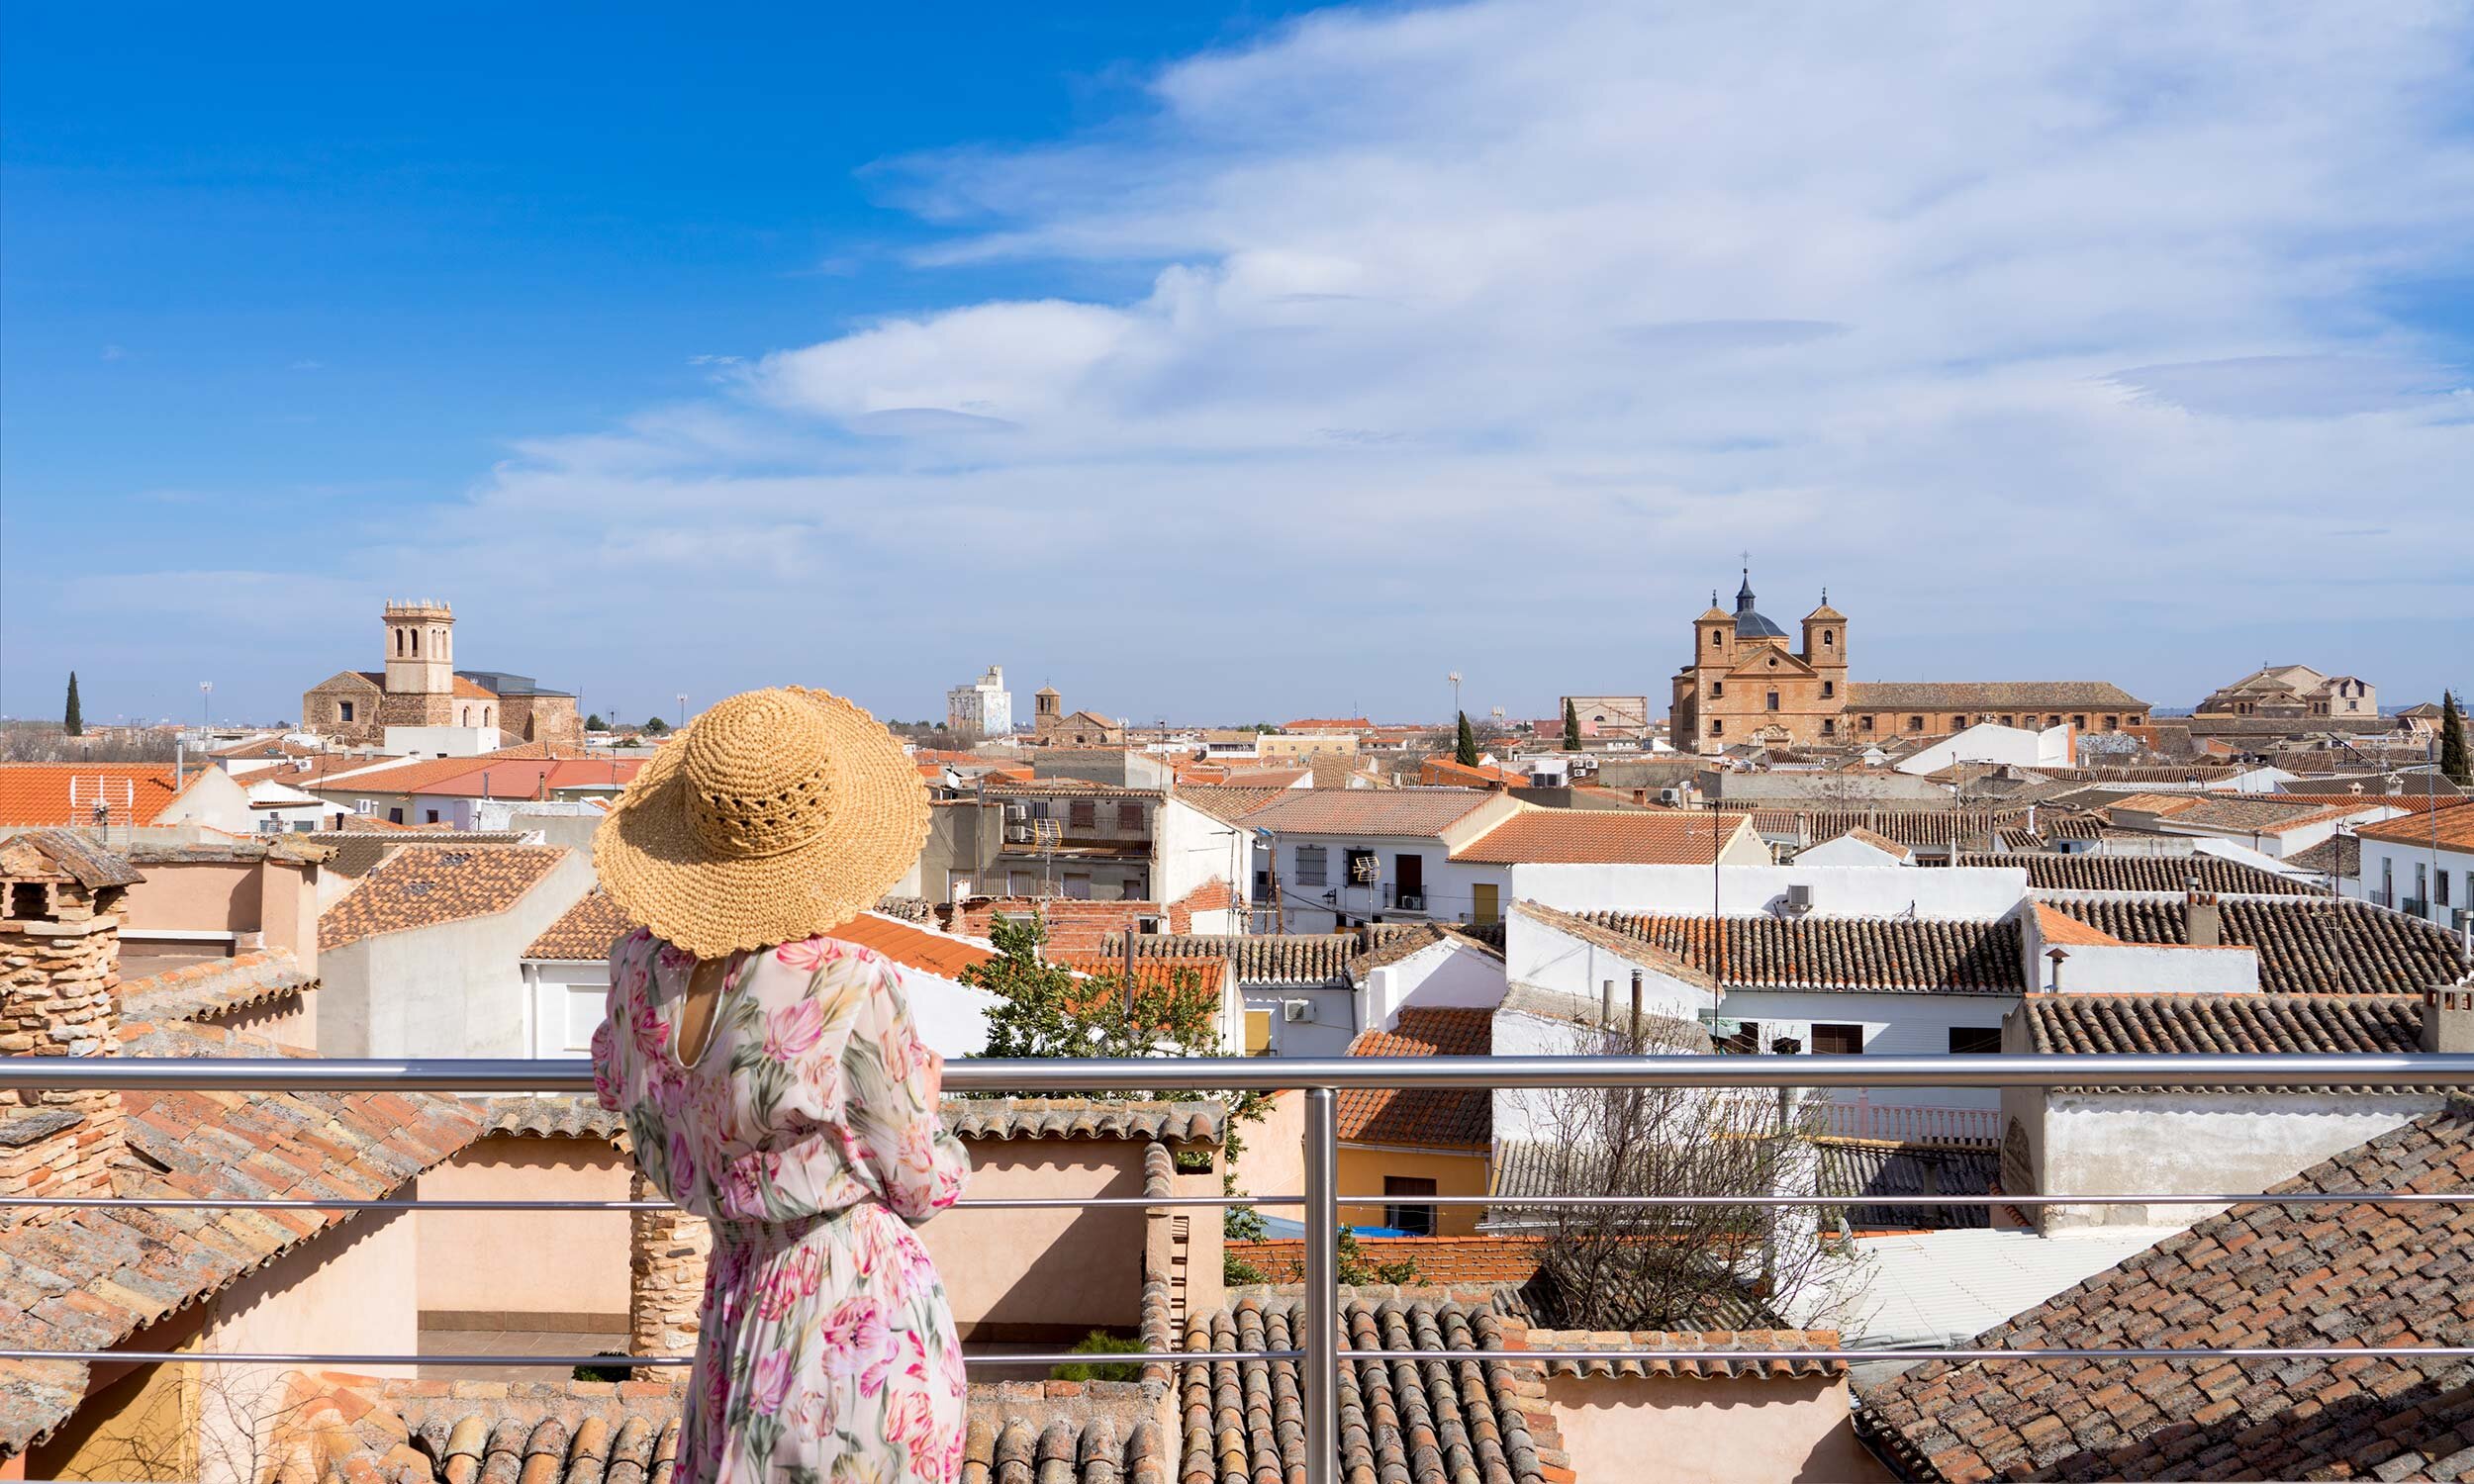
[63,673,82,737]
[2442,691,2470,786]
[1563,697,1582,751]
[1455,710,1478,767]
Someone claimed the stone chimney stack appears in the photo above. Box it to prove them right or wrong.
[2423,987,2474,1055]
[0,830,144,1227]
[2185,886,2223,949]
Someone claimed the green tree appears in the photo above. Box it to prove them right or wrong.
[2442,691,2470,786]
[960,913,1274,1251]
[1454,710,1478,767]
[585,713,607,732]
[642,716,671,736]
[1563,697,1581,752]
[62,673,82,737]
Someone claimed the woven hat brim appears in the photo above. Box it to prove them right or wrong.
[593,688,930,960]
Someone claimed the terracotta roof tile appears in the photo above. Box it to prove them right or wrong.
[1452,806,1741,864]
[1104,931,1364,985]
[117,950,316,1024]
[1577,911,2027,993]
[0,1020,485,1454]
[831,912,998,979]
[1338,1008,1491,1149]
[2021,991,2439,1092]
[1858,1102,2474,1482]
[2357,801,2474,850]
[522,888,636,962]
[941,1098,1225,1144]
[318,844,570,951]
[1180,1295,1545,1484]
[1246,789,1498,838]
[1961,852,2328,894]
[1845,681,2148,709]
[1520,1327,1847,1381]
[0,763,197,827]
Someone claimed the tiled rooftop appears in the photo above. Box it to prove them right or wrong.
[1337,1008,1492,1149]
[319,844,571,950]
[1845,682,2148,709]
[1818,1140,2000,1231]
[305,828,531,880]
[1244,788,1498,838]
[2019,992,2443,1092]
[941,1098,1227,1145]
[1518,1328,1846,1381]
[2358,802,2474,850]
[1858,1101,2474,1482]
[833,911,1000,979]
[1577,911,2028,994]
[0,1020,486,1455]
[1449,806,1740,864]
[2050,897,2474,995]
[1104,931,1362,985]
[1178,1295,1545,1484]
[1964,851,2328,895]
[0,763,192,827]
[116,949,317,1024]
[522,887,637,961]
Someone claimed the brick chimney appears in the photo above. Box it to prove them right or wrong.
[0,830,144,1228]
[2184,886,2223,949]
[2423,987,2474,1055]
[629,1170,711,1361]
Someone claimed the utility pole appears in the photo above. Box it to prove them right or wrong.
[676,694,688,732]
[1448,671,1463,725]
[199,682,213,740]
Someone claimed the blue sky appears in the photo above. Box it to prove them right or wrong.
[6,2,2471,729]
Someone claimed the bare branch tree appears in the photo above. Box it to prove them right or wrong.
[1499,1013,1864,1332]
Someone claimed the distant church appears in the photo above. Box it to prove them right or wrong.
[1669,572,2149,753]
[302,601,582,748]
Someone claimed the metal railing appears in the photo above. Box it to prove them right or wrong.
[6,1051,2474,1484]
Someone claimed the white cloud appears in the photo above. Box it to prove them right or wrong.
[262,2,2474,714]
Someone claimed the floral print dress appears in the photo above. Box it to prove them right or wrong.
[594,929,972,1484]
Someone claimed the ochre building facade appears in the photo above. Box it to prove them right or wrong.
[1669,576,2148,754]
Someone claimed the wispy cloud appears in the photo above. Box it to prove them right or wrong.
[60,0,2474,718]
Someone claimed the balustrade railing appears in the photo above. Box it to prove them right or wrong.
[6,1051,2474,1484]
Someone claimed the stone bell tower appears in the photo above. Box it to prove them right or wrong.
[380,599,456,727]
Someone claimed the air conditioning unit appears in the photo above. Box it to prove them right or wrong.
[1282,999,1312,1023]
[1658,788,1682,805]
[1002,802,1028,822]
[1396,893,1426,912]
[1784,882,1815,914]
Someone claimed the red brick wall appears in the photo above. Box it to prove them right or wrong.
[1225,1235,1545,1286]
[1166,876,1234,929]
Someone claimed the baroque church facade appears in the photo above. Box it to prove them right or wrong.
[1669,575,2150,754]
[301,601,582,748]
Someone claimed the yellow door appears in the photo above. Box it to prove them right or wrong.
[1472,883,1499,925]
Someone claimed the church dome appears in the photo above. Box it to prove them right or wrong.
[1732,572,1788,639]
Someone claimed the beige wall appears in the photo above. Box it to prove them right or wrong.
[119,858,320,974]
[1231,1089,1306,1208]
[203,994,317,1051]
[201,1204,421,1484]
[927,1139,1151,1342]
[1337,1144,1488,1236]
[417,1136,633,1330]
[1545,1373,1887,1483]
[1256,734,1357,761]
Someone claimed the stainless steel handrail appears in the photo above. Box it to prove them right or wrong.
[7,1050,2474,1484]
[6,1050,2470,1091]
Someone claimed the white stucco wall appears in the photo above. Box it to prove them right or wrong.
[2045,942,2260,994]
[1716,989,2016,1111]
[1894,722,2071,776]
[1243,983,1360,1058]
[2011,1090,2445,1231]
[1510,863,2029,921]
[1794,834,1910,868]
[2361,835,2472,926]
[1363,938,1509,1031]
[1157,795,1251,914]
[317,851,595,1059]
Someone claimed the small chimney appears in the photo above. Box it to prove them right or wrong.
[2045,946,2069,993]
[2423,987,2474,1055]
[2185,886,2223,949]
[0,831,143,1229]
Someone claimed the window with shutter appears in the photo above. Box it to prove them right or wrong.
[1070,799,1096,829]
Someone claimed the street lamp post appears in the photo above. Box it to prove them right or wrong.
[676,694,688,731]
[1448,671,1463,723]
[199,682,213,740]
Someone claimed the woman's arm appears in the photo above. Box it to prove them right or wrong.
[842,954,970,1226]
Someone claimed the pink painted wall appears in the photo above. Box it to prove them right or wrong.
[118,858,321,974]
[416,1137,632,1329]
[1544,1373,1887,1483]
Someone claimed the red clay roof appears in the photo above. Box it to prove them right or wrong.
[2355,801,2474,851]
[320,845,570,950]
[1337,1007,1492,1149]
[834,912,999,979]
[1451,807,1741,864]
[523,889,637,961]
[300,748,638,798]
[0,763,195,826]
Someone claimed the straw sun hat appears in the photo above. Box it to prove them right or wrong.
[594,687,930,959]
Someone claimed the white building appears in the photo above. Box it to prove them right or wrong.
[1893,720,2074,777]
[2355,808,2474,929]
[946,665,1013,738]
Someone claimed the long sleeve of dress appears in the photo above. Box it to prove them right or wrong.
[840,956,970,1227]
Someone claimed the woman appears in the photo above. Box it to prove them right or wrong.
[591,686,970,1483]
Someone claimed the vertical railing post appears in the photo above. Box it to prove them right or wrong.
[1301,1085,1338,1484]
